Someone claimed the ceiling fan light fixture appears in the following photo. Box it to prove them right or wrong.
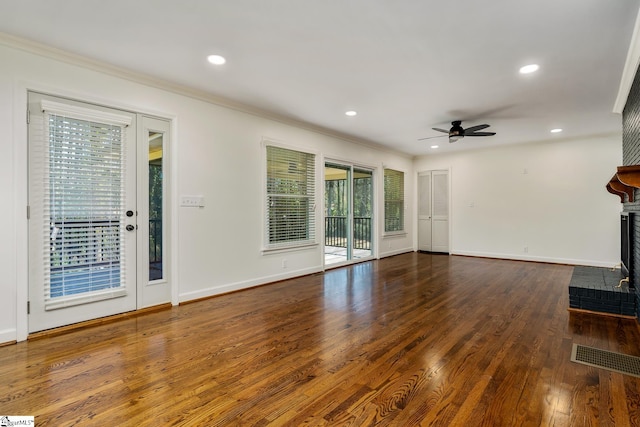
[448,120,464,142]
[424,120,495,144]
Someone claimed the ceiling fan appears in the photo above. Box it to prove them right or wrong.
[419,120,496,143]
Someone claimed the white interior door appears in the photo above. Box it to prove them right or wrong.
[418,170,449,253]
[431,170,449,253]
[418,172,432,251]
[28,92,138,333]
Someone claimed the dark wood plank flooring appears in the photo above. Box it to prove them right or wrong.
[2,253,640,426]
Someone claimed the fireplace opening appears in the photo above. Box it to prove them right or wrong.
[621,211,634,287]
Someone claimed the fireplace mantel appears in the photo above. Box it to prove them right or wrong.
[607,165,640,202]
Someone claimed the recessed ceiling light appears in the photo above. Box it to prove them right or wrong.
[519,64,539,74]
[550,128,563,133]
[431,145,439,149]
[207,54,226,65]
[345,110,357,116]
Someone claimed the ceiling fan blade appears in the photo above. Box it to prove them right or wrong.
[418,135,446,141]
[465,131,496,137]
[432,127,449,133]
[463,124,490,133]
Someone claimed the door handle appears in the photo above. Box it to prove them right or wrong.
[126,224,135,232]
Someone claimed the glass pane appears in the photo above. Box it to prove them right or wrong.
[48,114,124,298]
[324,164,349,259]
[149,131,163,281]
[353,168,372,259]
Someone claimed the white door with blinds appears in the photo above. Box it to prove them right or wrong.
[418,170,449,253]
[28,92,138,333]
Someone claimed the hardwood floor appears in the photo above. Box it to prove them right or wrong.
[2,253,640,426]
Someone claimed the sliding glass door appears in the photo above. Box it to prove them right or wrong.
[324,162,373,265]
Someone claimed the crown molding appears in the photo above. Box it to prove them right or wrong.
[614,7,640,114]
[0,32,410,159]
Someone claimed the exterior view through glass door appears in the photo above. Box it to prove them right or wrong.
[324,162,373,265]
[148,132,163,280]
[138,116,171,308]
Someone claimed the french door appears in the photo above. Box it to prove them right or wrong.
[28,92,140,332]
[324,162,374,265]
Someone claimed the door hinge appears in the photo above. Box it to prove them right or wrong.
[27,301,30,314]
[26,109,30,125]
[26,205,30,220]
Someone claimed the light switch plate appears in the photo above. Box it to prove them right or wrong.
[181,195,205,207]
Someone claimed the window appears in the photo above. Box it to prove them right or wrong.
[265,145,316,249]
[384,168,404,233]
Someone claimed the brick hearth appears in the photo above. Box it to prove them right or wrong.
[568,266,635,317]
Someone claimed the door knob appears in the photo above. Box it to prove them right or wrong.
[126,224,135,231]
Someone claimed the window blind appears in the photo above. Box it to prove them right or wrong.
[384,168,404,232]
[39,101,132,309]
[266,145,316,248]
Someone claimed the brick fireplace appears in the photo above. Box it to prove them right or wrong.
[622,63,640,319]
[571,60,640,319]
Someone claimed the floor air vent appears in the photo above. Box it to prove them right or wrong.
[571,344,640,378]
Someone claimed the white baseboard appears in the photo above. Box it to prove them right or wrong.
[178,265,323,303]
[451,250,618,268]
[0,328,17,345]
[178,249,613,305]
[379,247,414,258]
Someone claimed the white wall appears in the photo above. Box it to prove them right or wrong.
[0,41,414,342]
[414,135,623,266]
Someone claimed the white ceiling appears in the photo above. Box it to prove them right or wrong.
[1,0,639,156]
